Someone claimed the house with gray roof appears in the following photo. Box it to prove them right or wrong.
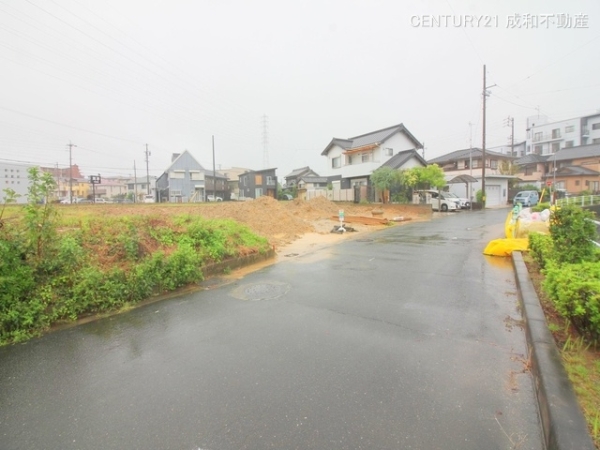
[514,142,600,193]
[544,143,600,193]
[428,148,516,207]
[284,166,320,188]
[321,123,424,191]
[155,150,229,202]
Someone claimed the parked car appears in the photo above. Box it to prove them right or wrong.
[444,192,470,209]
[144,194,155,203]
[279,193,293,200]
[513,190,539,207]
[415,190,458,212]
[206,195,223,202]
[94,198,110,204]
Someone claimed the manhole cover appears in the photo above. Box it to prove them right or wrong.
[230,281,290,301]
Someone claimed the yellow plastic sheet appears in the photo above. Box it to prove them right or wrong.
[483,238,529,256]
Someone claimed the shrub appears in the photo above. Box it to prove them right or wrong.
[543,261,600,339]
[549,205,598,264]
[528,232,554,269]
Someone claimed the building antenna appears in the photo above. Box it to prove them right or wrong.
[261,114,269,169]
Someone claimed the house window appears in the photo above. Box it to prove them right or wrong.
[190,171,203,181]
[592,123,600,130]
[266,176,275,185]
[463,160,469,169]
[552,128,561,139]
[347,155,353,165]
[255,174,263,184]
[472,159,479,168]
[170,171,185,179]
[525,166,534,176]
[593,138,600,144]
[534,132,543,142]
[534,145,542,155]
[384,148,393,156]
[552,142,560,153]
[361,153,372,163]
[332,157,341,168]
[565,141,574,148]
[255,187,263,197]
[490,160,498,169]
[565,125,575,133]
[585,180,590,187]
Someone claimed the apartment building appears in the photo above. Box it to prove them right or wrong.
[525,112,600,156]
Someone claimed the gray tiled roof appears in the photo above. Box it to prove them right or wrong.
[555,165,599,176]
[349,124,404,148]
[321,124,422,155]
[427,148,509,164]
[515,154,548,165]
[285,166,312,178]
[547,143,600,162]
[380,149,427,169]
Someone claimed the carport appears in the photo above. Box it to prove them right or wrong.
[446,174,478,207]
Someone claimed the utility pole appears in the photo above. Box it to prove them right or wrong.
[481,65,495,208]
[145,144,151,195]
[67,141,76,203]
[133,161,138,203]
[469,122,473,209]
[505,116,515,156]
[212,135,216,200]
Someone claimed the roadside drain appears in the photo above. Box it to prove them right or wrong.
[230,281,290,301]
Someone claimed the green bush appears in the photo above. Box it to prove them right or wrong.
[528,232,554,269]
[0,173,271,345]
[549,205,598,264]
[543,261,600,339]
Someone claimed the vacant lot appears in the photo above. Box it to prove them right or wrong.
[59,196,432,251]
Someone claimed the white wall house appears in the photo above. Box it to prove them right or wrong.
[525,113,600,156]
[321,123,424,188]
[428,148,516,207]
[1,161,34,204]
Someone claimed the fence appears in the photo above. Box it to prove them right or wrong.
[304,189,355,202]
[556,195,600,207]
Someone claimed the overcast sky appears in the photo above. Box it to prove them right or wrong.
[1,0,599,181]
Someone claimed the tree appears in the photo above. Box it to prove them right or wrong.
[402,164,446,190]
[370,167,402,203]
[499,160,518,188]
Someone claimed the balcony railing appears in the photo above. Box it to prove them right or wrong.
[532,133,562,143]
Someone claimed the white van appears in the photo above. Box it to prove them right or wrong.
[144,194,155,203]
[415,190,458,212]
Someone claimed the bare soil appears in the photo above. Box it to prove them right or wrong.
[86,196,431,253]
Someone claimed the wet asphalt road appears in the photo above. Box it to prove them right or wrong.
[0,207,543,450]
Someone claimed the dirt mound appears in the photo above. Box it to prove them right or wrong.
[65,197,429,249]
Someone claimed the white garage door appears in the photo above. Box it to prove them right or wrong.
[486,185,501,207]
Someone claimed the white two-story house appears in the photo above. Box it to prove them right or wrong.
[321,123,425,191]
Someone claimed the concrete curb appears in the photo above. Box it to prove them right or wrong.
[512,252,595,450]
[202,248,276,278]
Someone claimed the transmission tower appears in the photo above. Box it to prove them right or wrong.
[261,114,269,169]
